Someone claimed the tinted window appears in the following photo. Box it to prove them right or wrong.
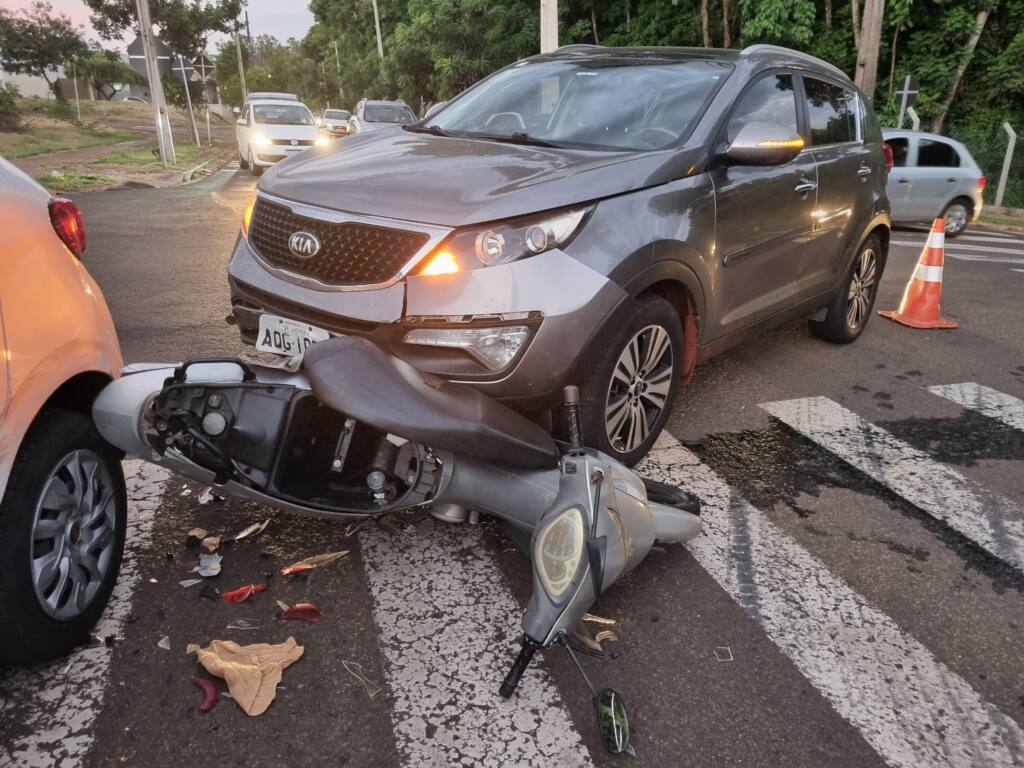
[254,105,314,125]
[727,74,798,142]
[324,109,349,120]
[364,105,416,123]
[917,139,960,167]
[887,137,909,167]
[803,78,856,145]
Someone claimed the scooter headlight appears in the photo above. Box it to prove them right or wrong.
[535,506,585,599]
[417,207,590,274]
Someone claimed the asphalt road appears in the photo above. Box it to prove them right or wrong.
[2,166,1023,768]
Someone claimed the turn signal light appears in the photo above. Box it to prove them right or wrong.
[420,249,459,276]
[757,138,804,149]
[881,142,894,171]
[49,197,86,258]
[241,194,256,238]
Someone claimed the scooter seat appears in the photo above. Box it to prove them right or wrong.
[302,336,559,470]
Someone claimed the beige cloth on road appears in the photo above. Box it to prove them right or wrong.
[187,637,304,716]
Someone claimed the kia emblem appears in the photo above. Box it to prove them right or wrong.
[288,231,321,259]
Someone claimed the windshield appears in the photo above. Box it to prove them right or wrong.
[365,104,416,123]
[254,105,314,126]
[425,58,731,151]
[324,110,349,120]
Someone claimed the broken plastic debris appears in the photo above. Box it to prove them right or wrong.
[275,600,290,612]
[201,535,222,553]
[179,578,203,588]
[714,646,734,662]
[157,636,171,651]
[280,551,348,576]
[193,553,223,577]
[222,584,267,604]
[186,528,208,548]
[198,487,223,505]
[181,487,192,496]
[94,633,123,647]
[595,630,618,645]
[187,637,304,716]
[148,578,159,584]
[342,660,382,699]
[234,519,270,541]
[278,602,321,622]
[582,613,618,626]
[191,675,220,712]
[226,618,263,631]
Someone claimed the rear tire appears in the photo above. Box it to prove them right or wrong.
[578,294,683,467]
[942,198,971,238]
[0,409,127,666]
[809,233,883,344]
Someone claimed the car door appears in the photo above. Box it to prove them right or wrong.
[801,75,877,295]
[903,137,962,219]
[236,104,251,155]
[711,71,818,336]
[884,135,914,220]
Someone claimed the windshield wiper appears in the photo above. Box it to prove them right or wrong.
[403,123,451,137]
[459,131,563,148]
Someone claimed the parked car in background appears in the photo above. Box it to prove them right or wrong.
[347,99,417,134]
[0,158,126,665]
[321,108,351,138]
[883,129,984,237]
[231,44,891,465]
[234,92,327,176]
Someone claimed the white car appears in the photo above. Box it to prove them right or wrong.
[321,108,351,139]
[347,99,417,135]
[234,93,327,176]
[0,158,126,664]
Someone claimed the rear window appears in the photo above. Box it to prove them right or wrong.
[917,139,960,167]
[365,105,416,123]
[803,77,856,145]
[254,105,314,126]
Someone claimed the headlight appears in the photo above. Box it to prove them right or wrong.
[315,136,329,147]
[251,135,271,146]
[404,325,529,371]
[417,207,589,274]
[535,507,585,598]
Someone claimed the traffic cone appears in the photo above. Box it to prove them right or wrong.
[879,218,959,329]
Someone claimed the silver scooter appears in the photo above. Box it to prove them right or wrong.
[93,336,701,753]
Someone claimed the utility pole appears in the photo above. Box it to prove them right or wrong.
[134,0,175,165]
[370,0,384,59]
[333,40,344,101]
[234,26,247,99]
[853,0,885,100]
[71,57,81,122]
[175,55,200,146]
[245,11,254,59]
[540,0,558,53]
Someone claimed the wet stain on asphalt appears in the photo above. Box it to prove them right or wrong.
[693,423,1024,592]
[878,411,1024,466]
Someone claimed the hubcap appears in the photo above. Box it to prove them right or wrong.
[846,247,877,330]
[30,450,118,621]
[605,324,674,454]
[944,204,968,234]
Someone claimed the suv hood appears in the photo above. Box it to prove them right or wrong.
[261,127,696,227]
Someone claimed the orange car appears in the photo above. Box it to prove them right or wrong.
[0,158,125,664]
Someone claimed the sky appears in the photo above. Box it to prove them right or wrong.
[5,0,316,52]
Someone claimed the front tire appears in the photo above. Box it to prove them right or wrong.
[247,149,261,177]
[238,149,249,170]
[578,294,683,467]
[0,409,127,665]
[809,234,883,344]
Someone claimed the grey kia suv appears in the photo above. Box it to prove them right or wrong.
[229,44,892,465]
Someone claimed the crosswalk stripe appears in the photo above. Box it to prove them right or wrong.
[957,234,1023,244]
[640,435,1024,768]
[359,517,591,767]
[928,382,1024,432]
[891,239,1024,256]
[0,460,171,768]
[945,253,1024,265]
[761,396,1024,572]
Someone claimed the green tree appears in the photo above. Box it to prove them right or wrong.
[82,0,243,57]
[69,49,142,100]
[0,2,87,96]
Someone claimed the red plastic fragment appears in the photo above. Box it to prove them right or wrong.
[279,602,321,622]
[221,583,267,604]
[191,675,220,712]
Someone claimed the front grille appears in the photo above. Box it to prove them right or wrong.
[249,198,430,287]
[271,139,315,146]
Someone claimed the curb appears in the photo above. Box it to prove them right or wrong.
[975,221,1024,235]
[181,151,232,184]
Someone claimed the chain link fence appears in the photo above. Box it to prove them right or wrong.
[942,122,1023,209]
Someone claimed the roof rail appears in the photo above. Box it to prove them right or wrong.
[739,44,849,81]
[245,92,299,102]
[554,44,603,53]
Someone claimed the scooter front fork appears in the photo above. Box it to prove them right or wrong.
[498,635,543,698]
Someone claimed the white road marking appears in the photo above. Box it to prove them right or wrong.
[0,460,171,768]
[928,382,1024,432]
[892,239,1024,256]
[761,396,1024,572]
[639,434,1024,768]
[359,517,591,768]
[956,233,1023,243]
[945,253,1024,265]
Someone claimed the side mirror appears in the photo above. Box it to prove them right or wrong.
[423,100,448,121]
[236,118,246,126]
[232,107,241,115]
[725,121,804,166]
[595,688,632,755]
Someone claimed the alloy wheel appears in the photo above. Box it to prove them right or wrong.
[30,449,119,621]
[846,247,878,331]
[944,203,968,235]
[605,324,674,454]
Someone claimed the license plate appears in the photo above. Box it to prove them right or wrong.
[256,314,329,358]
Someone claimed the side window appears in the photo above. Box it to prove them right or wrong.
[887,137,909,167]
[726,73,798,142]
[803,77,855,145]
[917,139,960,168]
[241,105,250,125]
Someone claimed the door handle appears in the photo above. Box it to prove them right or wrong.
[857,166,872,177]
[896,178,910,184]
[947,177,956,182]
[794,180,817,194]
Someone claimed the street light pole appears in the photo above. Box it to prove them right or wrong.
[234,26,247,98]
[333,40,344,101]
[370,0,384,60]
[540,0,558,53]
[134,0,175,165]
[176,55,200,146]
